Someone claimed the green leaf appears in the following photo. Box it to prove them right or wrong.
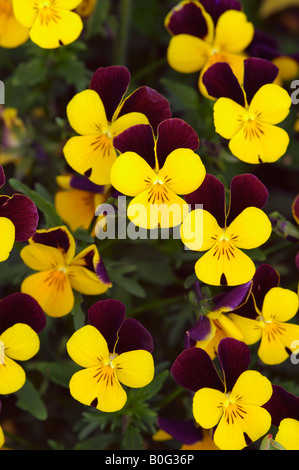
[121,425,143,451]
[31,361,80,388]
[136,370,169,401]
[9,178,63,228]
[15,379,48,421]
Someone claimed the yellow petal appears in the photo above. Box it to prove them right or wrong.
[29,8,83,49]
[0,216,15,262]
[110,151,156,197]
[0,425,4,448]
[229,121,290,164]
[193,388,225,429]
[63,134,117,185]
[66,325,109,368]
[0,0,29,48]
[20,243,66,271]
[115,350,154,388]
[158,148,206,195]
[55,189,96,232]
[67,265,110,295]
[231,370,273,406]
[275,418,299,450]
[213,97,247,139]
[181,209,223,252]
[259,322,299,365]
[228,314,262,345]
[21,270,74,317]
[66,90,108,136]
[69,365,127,412]
[262,287,299,322]
[110,112,149,138]
[226,207,272,250]
[214,10,254,54]
[249,84,292,125]
[167,34,212,74]
[0,323,39,361]
[0,355,26,395]
[12,0,38,28]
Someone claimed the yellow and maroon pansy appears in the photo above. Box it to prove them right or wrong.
[55,174,112,235]
[181,173,272,286]
[229,265,299,365]
[165,0,254,98]
[111,118,206,229]
[0,292,46,395]
[20,226,111,317]
[63,65,172,186]
[0,165,39,262]
[12,0,83,49]
[171,337,273,450]
[67,299,155,412]
[0,0,29,48]
[202,57,292,164]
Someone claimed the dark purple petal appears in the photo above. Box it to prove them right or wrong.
[251,264,280,311]
[156,118,199,169]
[296,251,299,270]
[0,293,46,335]
[217,338,251,392]
[95,258,112,286]
[185,316,212,345]
[243,57,279,105]
[226,173,269,226]
[116,318,154,354]
[88,299,126,353]
[263,385,299,427]
[117,87,172,134]
[89,66,131,122]
[0,194,38,242]
[113,124,156,169]
[171,347,224,393]
[202,62,245,106]
[32,227,70,253]
[157,417,204,445]
[212,282,252,312]
[200,0,241,24]
[246,30,280,61]
[0,166,5,188]
[166,1,210,38]
[69,175,105,194]
[185,174,226,228]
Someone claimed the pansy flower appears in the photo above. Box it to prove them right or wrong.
[165,0,254,98]
[111,119,206,229]
[20,226,111,317]
[185,282,251,359]
[63,65,172,185]
[0,0,29,48]
[181,173,272,286]
[67,299,155,412]
[0,107,27,170]
[202,57,292,164]
[154,417,218,450]
[229,266,299,365]
[292,194,299,279]
[0,292,46,395]
[0,165,39,262]
[171,337,273,450]
[12,0,83,49]
[274,419,299,450]
[55,174,112,235]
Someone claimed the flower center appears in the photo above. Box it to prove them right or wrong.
[211,229,238,261]
[223,393,247,424]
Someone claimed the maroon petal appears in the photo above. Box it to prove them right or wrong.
[171,347,224,393]
[157,418,204,445]
[200,0,241,24]
[89,66,131,122]
[32,227,71,254]
[185,316,212,346]
[263,385,299,427]
[117,87,172,134]
[88,299,126,353]
[166,1,210,38]
[202,62,245,107]
[217,338,251,392]
[212,282,252,313]
[116,318,154,354]
[243,57,279,105]
[0,166,5,188]
[226,173,269,226]
[95,257,112,286]
[113,124,156,168]
[296,251,299,270]
[251,264,280,311]
[0,194,38,242]
[246,30,280,62]
[156,118,199,169]
[69,175,105,194]
[185,174,226,228]
[0,293,46,335]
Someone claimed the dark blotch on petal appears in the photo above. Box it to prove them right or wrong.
[90,397,98,408]
[96,258,112,285]
[32,227,70,254]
